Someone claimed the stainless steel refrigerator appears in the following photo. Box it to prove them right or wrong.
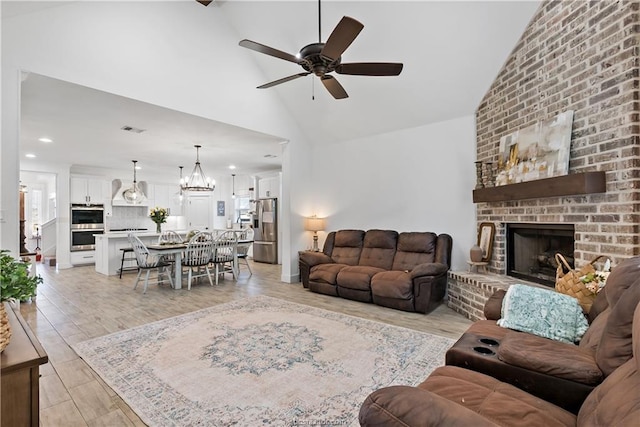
[252,198,278,264]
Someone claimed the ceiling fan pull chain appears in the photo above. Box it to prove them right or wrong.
[312,76,315,100]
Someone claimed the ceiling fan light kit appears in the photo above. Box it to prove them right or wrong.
[182,145,215,192]
[238,0,403,99]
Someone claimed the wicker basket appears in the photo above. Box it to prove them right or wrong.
[0,303,12,353]
[555,254,607,314]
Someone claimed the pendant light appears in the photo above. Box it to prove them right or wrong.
[231,173,236,199]
[181,145,215,192]
[173,166,185,206]
[123,160,144,204]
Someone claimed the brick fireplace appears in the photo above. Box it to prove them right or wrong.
[506,223,575,286]
[448,0,640,321]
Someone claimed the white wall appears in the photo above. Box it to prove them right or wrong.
[1,1,315,279]
[2,1,477,279]
[311,115,477,271]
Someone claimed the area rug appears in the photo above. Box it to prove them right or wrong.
[72,296,455,426]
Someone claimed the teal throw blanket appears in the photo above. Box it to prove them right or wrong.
[497,284,589,344]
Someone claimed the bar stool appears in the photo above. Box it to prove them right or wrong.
[118,247,138,278]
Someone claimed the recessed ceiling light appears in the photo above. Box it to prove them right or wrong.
[25,153,36,158]
[38,137,53,143]
[229,165,236,170]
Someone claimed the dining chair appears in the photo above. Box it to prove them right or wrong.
[158,230,184,245]
[212,231,238,285]
[157,230,185,276]
[182,231,215,290]
[128,234,174,294]
[235,227,254,277]
[185,229,200,242]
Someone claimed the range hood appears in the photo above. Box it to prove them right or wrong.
[111,179,149,206]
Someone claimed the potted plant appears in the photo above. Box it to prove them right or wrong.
[0,250,42,352]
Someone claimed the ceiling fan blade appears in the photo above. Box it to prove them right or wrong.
[239,39,300,64]
[196,0,213,5]
[336,62,404,76]
[321,16,364,61]
[257,73,311,89]
[321,75,348,99]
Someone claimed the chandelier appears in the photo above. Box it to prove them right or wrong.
[181,145,215,192]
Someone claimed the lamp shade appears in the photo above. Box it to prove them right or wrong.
[305,217,325,232]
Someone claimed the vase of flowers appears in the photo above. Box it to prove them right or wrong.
[150,206,169,234]
[0,250,42,352]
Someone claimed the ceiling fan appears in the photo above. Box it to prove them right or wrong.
[234,1,403,99]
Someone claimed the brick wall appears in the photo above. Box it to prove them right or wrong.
[475,0,640,274]
[451,0,640,320]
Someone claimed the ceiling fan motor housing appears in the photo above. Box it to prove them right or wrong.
[299,43,340,76]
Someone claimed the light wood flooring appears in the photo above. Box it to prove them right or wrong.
[19,260,471,426]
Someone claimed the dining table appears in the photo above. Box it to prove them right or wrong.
[146,237,254,289]
[146,243,187,290]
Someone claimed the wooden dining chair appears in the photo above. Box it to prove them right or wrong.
[157,230,184,268]
[235,227,253,277]
[212,231,237,285]
[158,230,183,245]
[181,231,214,290]
[128,234,174,294]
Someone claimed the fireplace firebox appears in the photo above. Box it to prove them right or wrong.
[506,223,575,286]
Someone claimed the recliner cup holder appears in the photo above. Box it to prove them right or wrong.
[479,338,499,346]
[472,346,495,356]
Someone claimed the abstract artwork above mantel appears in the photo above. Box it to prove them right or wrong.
[496,110,574,186]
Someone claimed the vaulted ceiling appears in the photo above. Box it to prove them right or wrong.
[6,1,541,177]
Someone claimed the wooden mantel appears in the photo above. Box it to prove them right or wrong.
[473,171,606,203]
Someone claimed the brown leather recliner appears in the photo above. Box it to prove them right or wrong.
[359,300,640,426]
[443,255,640,413]
[299,229,452,314]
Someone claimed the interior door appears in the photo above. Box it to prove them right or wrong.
[186,195,212,230]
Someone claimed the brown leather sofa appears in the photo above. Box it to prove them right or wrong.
[359,299,640,426]
[298,229,452,314]
[443,256,640,413]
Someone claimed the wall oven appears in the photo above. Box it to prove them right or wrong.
[70,204,104,251]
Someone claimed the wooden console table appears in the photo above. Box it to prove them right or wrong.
[1,302,48,427]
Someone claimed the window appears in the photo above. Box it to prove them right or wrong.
[234,196,252,224]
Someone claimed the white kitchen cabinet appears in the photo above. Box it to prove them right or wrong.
[258,175,280,199]
[185,194,212,231]
[70,176,109,205]
[152,184,183,216]
[233,175,254,198]
[70,250,96,265]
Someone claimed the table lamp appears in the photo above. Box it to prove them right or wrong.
[305,216,325,252]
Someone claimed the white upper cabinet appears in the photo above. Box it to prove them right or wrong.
[258,175,280,199]
[70,176,109,205]
[233,175,253,198]
[152,184,183,216]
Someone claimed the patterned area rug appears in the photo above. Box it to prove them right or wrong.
[72,296,454,426]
